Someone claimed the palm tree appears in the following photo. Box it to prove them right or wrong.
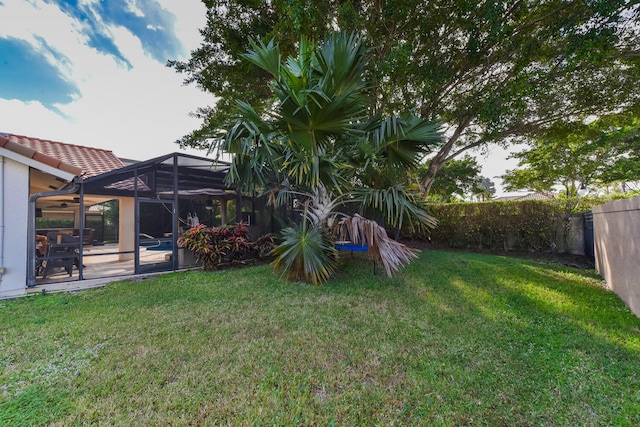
[211,32,443,283]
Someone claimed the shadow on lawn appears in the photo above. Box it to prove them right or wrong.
[410,251,640,424]
[3,249,639,425]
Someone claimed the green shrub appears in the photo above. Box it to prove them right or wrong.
[421,201,565,251]
[35,218,74,229]
[413,196,630,252]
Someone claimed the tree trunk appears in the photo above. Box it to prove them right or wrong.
[420,117,472,196]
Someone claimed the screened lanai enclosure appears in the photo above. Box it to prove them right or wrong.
[29,153,281,287]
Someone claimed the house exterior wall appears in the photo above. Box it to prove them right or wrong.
[0,156,28,297]
[118,197,135,261]
[593,196,640,317]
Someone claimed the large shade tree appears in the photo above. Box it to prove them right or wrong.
[215,32,442,283]
[170,0,639,195]
[414,156,483,202]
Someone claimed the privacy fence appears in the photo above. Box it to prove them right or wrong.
[593,196,640,317]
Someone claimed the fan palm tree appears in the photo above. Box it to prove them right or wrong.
[211,32,443,283]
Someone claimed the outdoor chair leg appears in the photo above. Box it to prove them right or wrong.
[35,260,43,277]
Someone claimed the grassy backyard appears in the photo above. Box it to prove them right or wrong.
[1,250,639,425]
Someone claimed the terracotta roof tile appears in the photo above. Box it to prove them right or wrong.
[0,134,83,177]
[32,151,61,169]
[5,133,124,178]
[3,139,36,159]
[494,192,555,201]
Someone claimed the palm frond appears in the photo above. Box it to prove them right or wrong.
[337,214,419,277]
[271,220,337,285]
[370,115,444,168]
[317,32,370,95]
[305,184,346,228]
[350,185,438,231]
[242,38,281,79]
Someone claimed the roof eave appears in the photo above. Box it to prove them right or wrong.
[0,146,78,182]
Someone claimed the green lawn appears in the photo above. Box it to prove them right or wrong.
[1,250,639,426]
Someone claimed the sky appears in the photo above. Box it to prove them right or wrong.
[0,0,211,161]
[0,0,520,195]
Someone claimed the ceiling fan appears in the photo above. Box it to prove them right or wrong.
[46,202,70,208]
[45,198,80,209]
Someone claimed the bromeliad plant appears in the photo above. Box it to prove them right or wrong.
[210,32,443,284]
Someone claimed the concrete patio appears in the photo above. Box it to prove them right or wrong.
[29,243,187,295]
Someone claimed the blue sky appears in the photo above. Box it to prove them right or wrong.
[0,0,212,160]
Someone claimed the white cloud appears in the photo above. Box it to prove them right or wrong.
[160,0,208,57]
[0,1,77,82]
[125,0,145,18]
[0,0,215,161]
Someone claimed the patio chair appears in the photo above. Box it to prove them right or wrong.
[35,234,48,276]
[41,232,79,278]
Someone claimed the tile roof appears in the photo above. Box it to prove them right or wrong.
[0,133,83,177]
[494,192,555,201]
[2,133,125,178]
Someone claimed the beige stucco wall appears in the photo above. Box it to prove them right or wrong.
[593,196,640,317]
[118,197,135,261]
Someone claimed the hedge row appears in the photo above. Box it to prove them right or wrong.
[413,195,633,253]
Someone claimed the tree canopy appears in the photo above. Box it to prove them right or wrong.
[501,108,640,196]
[475,177,497,202]
[170,0,639,195]
[415,156,483,202]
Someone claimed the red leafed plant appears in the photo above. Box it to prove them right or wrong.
[178,222,275,270]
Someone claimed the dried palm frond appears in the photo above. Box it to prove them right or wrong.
[338,214,419,277]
